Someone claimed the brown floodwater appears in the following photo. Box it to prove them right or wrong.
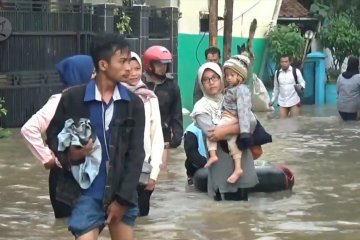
[0,105,359,240]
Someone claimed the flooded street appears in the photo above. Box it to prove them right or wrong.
[0,105,359,240]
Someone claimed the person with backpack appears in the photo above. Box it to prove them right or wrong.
[269,54,306,118]
[46,34,145,240]
[21,55,95,219]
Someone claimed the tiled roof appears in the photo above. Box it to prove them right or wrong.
[279,0,309,18]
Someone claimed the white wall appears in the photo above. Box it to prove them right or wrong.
[83,0,179,7]
[83,0,121,4]
[145,0,179,7]
[179,0,279,38]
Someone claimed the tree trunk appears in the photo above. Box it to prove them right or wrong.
[247,18,257,63]
[245,19,257,87]
[209,0,218,47]
[223,0,234,61]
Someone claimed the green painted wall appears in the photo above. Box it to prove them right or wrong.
[178,33,267,111]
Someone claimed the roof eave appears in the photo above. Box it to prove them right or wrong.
[278,17,319,21]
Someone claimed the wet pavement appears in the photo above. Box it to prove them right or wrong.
[0,105,359,240]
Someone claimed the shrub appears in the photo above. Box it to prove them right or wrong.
[267,23,305,65]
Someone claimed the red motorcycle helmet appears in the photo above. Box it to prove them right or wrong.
[142,46,172,73]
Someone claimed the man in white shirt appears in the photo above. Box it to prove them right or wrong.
[269,54,306,118]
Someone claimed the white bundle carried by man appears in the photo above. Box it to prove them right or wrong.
[251,73,274,112]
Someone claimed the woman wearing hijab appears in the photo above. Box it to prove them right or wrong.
[336,56,360,121]
[21,55,95,218]
[122,52,164,216]
[190,62,258,201]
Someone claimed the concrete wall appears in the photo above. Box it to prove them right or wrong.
[179,0,279,38]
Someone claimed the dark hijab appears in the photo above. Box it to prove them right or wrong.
[56,55,94,87]
[342,56,359,79]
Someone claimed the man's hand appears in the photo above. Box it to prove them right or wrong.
[68,139,94,161]
[106,201,127,225]
[44,161,55,169]
[268,101,274,107]
[145,179,156,191]
[44,153,56,170]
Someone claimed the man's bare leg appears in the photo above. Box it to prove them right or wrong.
[160,147,168,171]
[109,222,134,240]
[279,107,290,118]
[77,229,99,240]
[290,105,300,117]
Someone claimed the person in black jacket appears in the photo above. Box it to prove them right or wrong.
[142,46,183,169]
[46,34,145,240]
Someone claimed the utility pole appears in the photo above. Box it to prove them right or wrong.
[209,0,218,47]
[223,0,234,61]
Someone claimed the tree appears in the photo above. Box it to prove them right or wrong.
[0,98,10,139]
[310,0,360,29]
[267,24,305,66]
[320,14,360,73]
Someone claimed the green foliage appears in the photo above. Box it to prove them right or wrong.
[115,9,132,35]
[267,24,305,65]
[310,0,360,29]
[320,14,360,69]
[0,98,7,116]
[122,0,130,6]
[327,68,341,83]
[0,97,10,139]
[309,2,330,21]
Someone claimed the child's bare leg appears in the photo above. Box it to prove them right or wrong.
[205,138,218,168]
[205,149,218,168]
[227,154,243,183]
[227,135,243,183]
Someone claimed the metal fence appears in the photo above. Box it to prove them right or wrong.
[0,0,178,127]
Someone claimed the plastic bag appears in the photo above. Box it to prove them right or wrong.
[251,74,274,112]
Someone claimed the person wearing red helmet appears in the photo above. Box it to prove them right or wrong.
[142,46,183,169]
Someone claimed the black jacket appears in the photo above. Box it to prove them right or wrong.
[193,74,203,105]
[144,73,183,148]
[46,84,145,208]
[184,131,207,177]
